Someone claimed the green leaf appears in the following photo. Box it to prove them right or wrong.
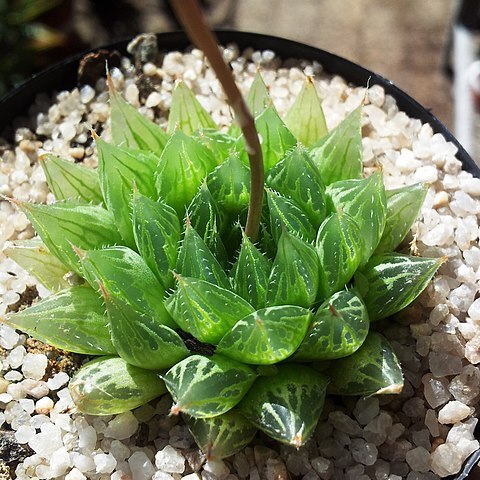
[192,129,236,166]
[294,289,369,361]
[217,305,312,365]
[109,80,169,152]
[256,107,297,172]
[155,130,217,215]
[184,410,257,460]
[316,211,364,299]
[267,189,316,244]
[207,155,251,218]
[186,182,228,264]
[18,201,121,275]
[247,70,271,118]
[3,286,114,355]
[326,171,387,264]
[165,276,254,344]
[237,107,297,172]
[327,332,403,396]
[285,77,327,147]
[163,354,257,418]
[70,356,167,415]
[81,246,175,328]
[40,154,103,204]
[167,81,217,135]
[96,137,158,248]
[231,231,272,309]
[228,71,272,138]
[266,230,319,308]
[3,238,71,291]
[239,364,328,447]
[176,223,230,288]
[310,106,362,185]
[266,146,327,229]
[354,253,442,322]
[132,191,180,289]
[102,287,189,370]
[376,183,428,253]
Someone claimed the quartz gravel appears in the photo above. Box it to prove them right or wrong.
[1,40,480,479]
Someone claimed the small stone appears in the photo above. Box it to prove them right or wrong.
[405,447,430,472]
[422,374,451,408]
[363,412,392,445]
[328,411,362,436]
[438,401,472,424]
[71,452,95,473]
[65,467,87,480]
[402,397,425,419]
[104,411,139,440]
[94,453,117,474]
[146,92,162,108]
[50,447,72,477]
[155,445,185,474]
[468,298,480,320]
[128,451,155,480]
[21,353,48,380]
[109,440,130,461]
[35,396,54,414]
[353,397,379,426]
[311,456,333,479]
[46,372,69,390]
[448,365,480,404]
[430,444,463,476]
[428,352,463,377]
[152,472,174,480]
[78,425,97,449]
[0,324,20,349]
[59,122,76,141]
[204,459,230,477]
[465,335,480,364]
[80,85,95,103]
[14,425,35,443]
[424,409,440,437]
[350,439,378,466]
[7,346,26,368]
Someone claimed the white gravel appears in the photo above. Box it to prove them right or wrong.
[1,41,480,479]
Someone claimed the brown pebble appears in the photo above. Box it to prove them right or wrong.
[431,437,445,452]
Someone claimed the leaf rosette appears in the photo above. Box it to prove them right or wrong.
[2,68,441,458]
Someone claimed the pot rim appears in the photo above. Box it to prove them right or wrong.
[0,29,478,480]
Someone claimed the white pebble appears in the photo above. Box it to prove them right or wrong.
[46,371,69,390]
[204,459,230,477]
[431,443,463,476]
[128,451,155,480]
[155,445,185,474]
[21,353,48,380]
[50,446,72,477]
[146,92,162,108]
[0,324,20,349]
[438,400,472,424]
[94,453,117,474]
[59,121,77,141]
[35,396,54,414]
[15,425,35,443]
[7,345,26,368]
[65,468,86,480]
[125,84,140,107]
[104,411,139,440]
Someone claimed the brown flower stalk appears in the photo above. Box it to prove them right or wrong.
[170,0,264,242]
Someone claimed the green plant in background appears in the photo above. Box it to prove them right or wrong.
[3,67,443,457]
[0,0,66,97]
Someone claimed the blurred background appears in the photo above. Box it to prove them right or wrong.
[2,0,480,158]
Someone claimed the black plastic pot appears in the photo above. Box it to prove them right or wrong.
[0,30,479,480]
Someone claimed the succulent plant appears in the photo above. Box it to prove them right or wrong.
[3,66,443,458]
